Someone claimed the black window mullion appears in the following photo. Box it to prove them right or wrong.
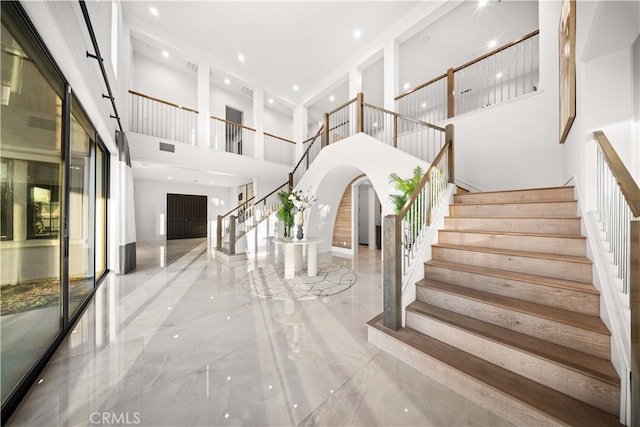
[61,84,71,330]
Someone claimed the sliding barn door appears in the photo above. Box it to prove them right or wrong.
[166,194,207,239]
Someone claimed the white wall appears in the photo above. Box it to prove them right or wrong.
[264,107,293,140]
[134,179,231,242]
[132,54,197,109]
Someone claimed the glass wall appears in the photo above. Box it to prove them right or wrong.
[0,15,64,404]
[0,3,109,414]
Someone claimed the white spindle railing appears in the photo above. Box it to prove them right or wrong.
[291,128,323,190]
[326,97,359,143]
[363,104,446,164]
[129,90,198,145]
[209,116,256,158]
[264,133,296,166]
[396,75,448,125]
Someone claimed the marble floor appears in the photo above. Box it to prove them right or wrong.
[7,239,510,427]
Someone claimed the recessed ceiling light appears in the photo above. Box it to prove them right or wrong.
[373,122,378,127]
[293,84,299,92]
[403,82,411,90]
[329,95,335,102]
[238,53,245,63]
[421,102,427,108]
[150,6,159,16]
[488,39,497,48]
[210,181,215,184]
[478,0,489,8]
[268,98,274,104]
[162,50,170,58]
[495,72,503,79]
[224,78,230,85]
[353,29,362,40]
[168,176,173,180]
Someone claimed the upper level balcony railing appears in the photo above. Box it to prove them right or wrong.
[396,30,540,122]
[209,115,256,158]
[129,90,198,145]
[264,133,296,166]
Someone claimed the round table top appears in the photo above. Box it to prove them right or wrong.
[274,237,323,245]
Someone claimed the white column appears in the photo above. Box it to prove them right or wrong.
[349,67,363,98]
[197,61,210,147]
[368,186,376,250]
[384,39,399,111]
[253,88,265,160]
[293,105,308,160]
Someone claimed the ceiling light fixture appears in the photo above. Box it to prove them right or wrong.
[329,95,335,102]
[495,72,503,79]
[168,176,173,180]
[268,98,274,104]
[162,50,170,58]
[488,39,497,49]
[478,0,489,8]
[237,53,245,63]
[150,6,159,16]
[353,29,362,40]
[293,84,299,92]
[224,78,230,85]
[403,82,411,90]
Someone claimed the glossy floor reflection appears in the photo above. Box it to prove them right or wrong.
[7,239,510,426]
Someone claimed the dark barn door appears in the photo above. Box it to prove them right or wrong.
[166,194,207,239]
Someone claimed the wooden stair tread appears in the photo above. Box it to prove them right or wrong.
[368,317,620,426]
[425,259,600,295]
[433,242,593,265]
[447,215,582,219]
[451,199,576,207]
[438,229,586,240]
[407,301,619,386]
[416,279,610,335]
[453,186,574,197]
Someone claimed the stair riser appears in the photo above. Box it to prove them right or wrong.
[416,286,610,358]
[450,202,577,218]
[444,217,581,235]
[454,188,575,205]
[367,325,562,425]
[406,311,619,414]
[438,231,586,257]
[432,247,592,283]
[423,264,599,316]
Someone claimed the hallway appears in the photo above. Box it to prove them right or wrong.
[7,240,508,426]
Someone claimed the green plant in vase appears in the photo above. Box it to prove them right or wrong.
[389,166,425,249]
[277,190,295,237]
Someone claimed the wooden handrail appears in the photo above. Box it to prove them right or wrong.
[454,29,540,73]
[129,90,199,114]
[397,141,450,220]
[326,96,358,117]
[363,103,446,132]
[256,181,289,204]
[209,115,256,132]
[594,131,640,217]
[395,73,447,101]
[220,195,256,219]
[264,132,296,145]
[396,29,540,102]
[292,126,324,174]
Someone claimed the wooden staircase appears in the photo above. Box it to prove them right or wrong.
[368,186,622,425]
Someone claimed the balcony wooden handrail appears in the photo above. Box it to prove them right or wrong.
[396,29,540,102]
[395,73,447,101]
[129,90,199,114]
[364,103,447,132]
[594,130,640,217]
[326,96,358,117]
[264,132,296,145]
[209,115,256,132]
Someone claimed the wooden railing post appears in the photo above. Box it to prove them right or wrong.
[322,114,329,147]
[356,92,364,133]
[446,124,455,184]
[383,215,402,330]
[393,114,398,148]
[229,215,237,255]
[216,215,222,251]
[447,68,455,118]
[288,172,294,191]
[631,218,640,425]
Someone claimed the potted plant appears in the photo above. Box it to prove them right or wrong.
[277,190,295,237]
[389,166,425,250]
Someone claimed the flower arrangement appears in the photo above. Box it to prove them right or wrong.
[288,189,317,213]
